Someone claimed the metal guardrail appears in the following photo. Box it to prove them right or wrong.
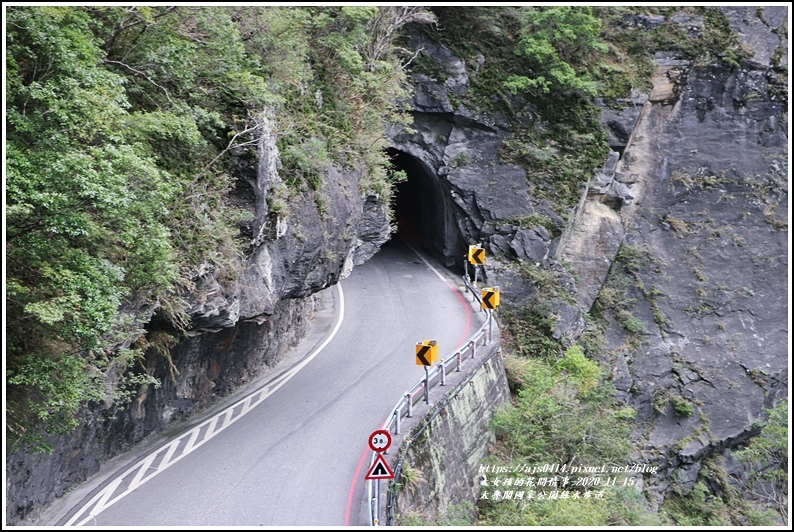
[366,272,500,526]
[383,343,503,527]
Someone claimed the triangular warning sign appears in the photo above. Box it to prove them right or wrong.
[365,454,394,480]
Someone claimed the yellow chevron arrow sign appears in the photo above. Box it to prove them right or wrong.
[481,287,500,310]
[415,340,438,366]
[467,245,485,265]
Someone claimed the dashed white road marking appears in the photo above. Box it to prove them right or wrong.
[66,284,345,526]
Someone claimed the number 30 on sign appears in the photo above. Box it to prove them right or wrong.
[369,429,391,453]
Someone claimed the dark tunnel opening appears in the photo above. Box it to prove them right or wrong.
[386,148,461,269]
[391,156,421,242]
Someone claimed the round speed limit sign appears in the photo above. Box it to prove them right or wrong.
[369,429,392,453]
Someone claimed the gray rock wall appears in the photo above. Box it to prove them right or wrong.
[6,119,392,525]
[6,6,788,526]
[608,56,788,504]
[552,6,788,510]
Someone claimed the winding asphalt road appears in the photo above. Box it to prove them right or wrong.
[48,236,480,526]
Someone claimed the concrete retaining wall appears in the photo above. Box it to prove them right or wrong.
[391,349,509,522]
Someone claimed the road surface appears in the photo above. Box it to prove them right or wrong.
[49,236,480,526]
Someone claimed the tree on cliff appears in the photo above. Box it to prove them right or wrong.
[505,6,607,98]
[5,5,431,452]
[736,400,789,523]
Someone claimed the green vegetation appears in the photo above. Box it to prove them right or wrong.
[6,5,432,451]
[505,213,561,238]
[415,6,751,213]
[493,354,630,471]
[670,396,695,418]
[661,420,787,528]
[426,6,625,111]
[500,308,560,363]
[593,269,645,343]
[398,502,477,526]
[395,461,424,497]
[652,387,696,418]
[255,6,426,200]
[661,479,733,526]
[556,344,601,391]
[479,484,661,526]
[735,400,789,522]
[595,6,753,73]
[480,349,660,525]
[615,245,650,272]
[450,150,469,168]
[504,7,607,98]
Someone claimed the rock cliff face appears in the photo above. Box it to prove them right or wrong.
[381,5,788,520]
[556,6,788,506]
[7,113,391,525]
[390,5,788,516]
[6,6,788,525]
[599,55,788,503]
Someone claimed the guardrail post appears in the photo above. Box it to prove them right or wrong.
[439,363,446,386]
[463,260,469,296]
[394,408,401,435]
[406,393,413,418]
[387,481,395,526]
[471,338,476,359]
[485,310,493,345]
[424,366,430,404]
[371,481,377,526]
[456,350,461,372]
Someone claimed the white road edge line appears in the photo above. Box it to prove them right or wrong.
[65,284,345,526]
[401,238,455,288]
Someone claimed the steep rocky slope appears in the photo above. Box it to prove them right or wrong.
[558,7,788,509]
[7,114,392,525]
[6,6,788,525]
[388,5,788,518]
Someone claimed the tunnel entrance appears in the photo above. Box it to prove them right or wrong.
[387,148,460,268]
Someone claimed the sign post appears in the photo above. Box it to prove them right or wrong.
[366,430,394,526]
[416,340,438,404]
[424,366,430,404]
